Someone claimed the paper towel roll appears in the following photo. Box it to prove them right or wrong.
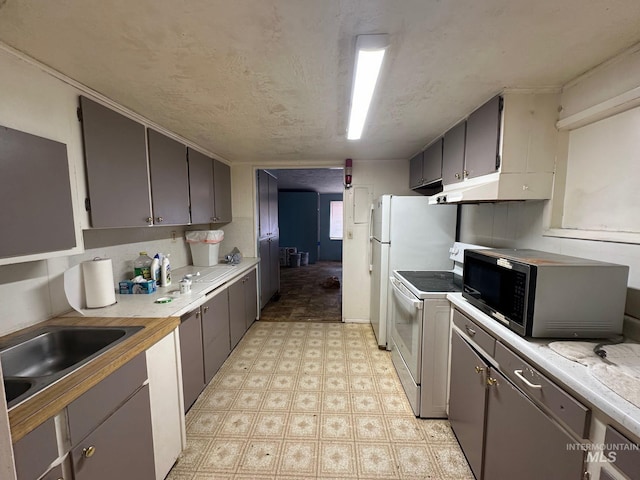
[82,258,116,308]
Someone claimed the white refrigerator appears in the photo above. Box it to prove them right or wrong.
[369,195,457,349]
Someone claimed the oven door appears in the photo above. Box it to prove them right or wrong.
[389,276,423,382]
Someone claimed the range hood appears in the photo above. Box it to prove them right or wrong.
[428,172,554,205]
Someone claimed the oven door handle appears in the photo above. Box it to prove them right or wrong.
[390,277,423,311]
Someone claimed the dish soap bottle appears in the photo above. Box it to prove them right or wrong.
[134,252,153,279]
[150,254,161,284]
[161,254,171,286]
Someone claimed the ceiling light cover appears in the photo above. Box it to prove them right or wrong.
[347,34,390,140]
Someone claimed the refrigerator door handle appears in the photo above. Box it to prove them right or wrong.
[368,203,375,272]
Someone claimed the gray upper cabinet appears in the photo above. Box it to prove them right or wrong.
[442,120,466,186]
[409,151,424,189]
[0,125,76,259]
[465,95,502,179]
[258,169,278,238]
[80,96,151,228]
[409,139,443,189]
[213,159,232,223]
[422,138,443,185]
[148,129,190,225]
[188,147,215,224]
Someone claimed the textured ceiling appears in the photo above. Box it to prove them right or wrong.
[1,0,640,165]
[271,168,345,194]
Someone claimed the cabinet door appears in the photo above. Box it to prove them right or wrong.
[80,96,151,228]
[41,463,64,480]
[258,170,270,237]
[268,173,279,236]
[422,138,443,185]
[409,151,424,188]
[187,148,214,224]
[12,417,58,480]
[228,279,247,348]
[483,368,585,480]
[442,121,466,186]
[148,129,190,225]
[465,95,502,179]
[244,268,258,329]
[201,290,231,383]
[0,126,76,258]
[213,159,232,223]
[269,236,280,300]
[448,331,488,480]
[179,309,205,412]
[259,238,271,308]
[72,385,155,480]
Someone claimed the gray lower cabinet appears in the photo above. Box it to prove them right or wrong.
[71,385,155,480]
[12,416,58,480]
[40,463,63,480]
[148,128,190,225]
[229,269,258,348]
[80,96,151,228]
[0,125,76,259]
[483,367,584,480]
[259,236,280,308]
[179,307,206,412]
[448,331,488,480]
[202,290,231,384]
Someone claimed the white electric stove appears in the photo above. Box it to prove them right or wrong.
[389,242,487,418]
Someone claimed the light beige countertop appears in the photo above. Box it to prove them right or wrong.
[448,293,640,441]
[63,257,259,319]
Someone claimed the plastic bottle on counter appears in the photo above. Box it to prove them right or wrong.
[150,254,161,283]
[133,252,153,279]
[161,254,171,286]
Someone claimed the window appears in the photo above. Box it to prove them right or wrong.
[329,201,343,240]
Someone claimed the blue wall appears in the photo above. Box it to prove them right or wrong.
[319,193,343,261]
[278,192,319,264]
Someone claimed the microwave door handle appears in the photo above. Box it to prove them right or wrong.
[390,277,423,312]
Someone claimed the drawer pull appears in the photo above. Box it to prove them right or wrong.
[465,325,476,336]
[514,369,542,389]
[83,445,96,458]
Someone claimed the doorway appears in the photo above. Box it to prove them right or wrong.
[259,168,344,322]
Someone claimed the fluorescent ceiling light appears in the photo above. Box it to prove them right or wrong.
[347,34,389,140]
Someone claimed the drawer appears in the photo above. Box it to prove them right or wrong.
[452,309,496,357]
[604,426,640,480]
[13,416,58,480]
[494,341,590,438]
[67,352,147,446]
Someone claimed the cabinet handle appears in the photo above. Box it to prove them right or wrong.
[475,366,484,374]
[465,325,476,336]
[83,445,96,458]
[203,306,209,313]
[454,173,461,179]
[156,216,163,223]
[146,217,153,224]
[463,169,469,178]
[514,369,542,389]
[486,377,498,387]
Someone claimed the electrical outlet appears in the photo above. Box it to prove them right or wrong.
[171,231,177,242]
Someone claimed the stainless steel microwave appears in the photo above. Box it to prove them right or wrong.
[462,249,629,338]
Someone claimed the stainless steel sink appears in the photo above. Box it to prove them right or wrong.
[1,326,143,409]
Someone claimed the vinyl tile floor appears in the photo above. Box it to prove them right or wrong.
[167,321,474,479]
